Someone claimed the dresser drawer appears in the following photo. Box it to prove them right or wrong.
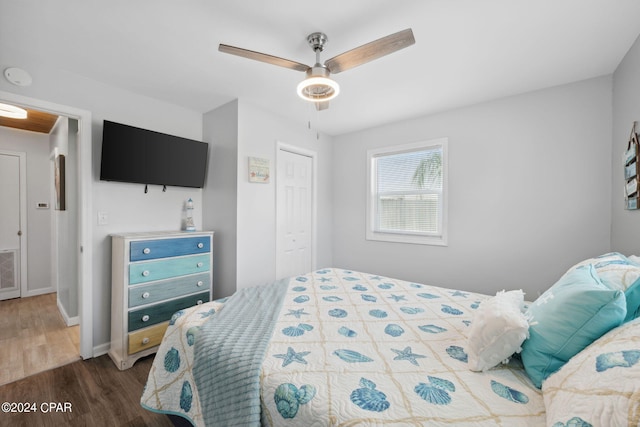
[128,321,169,354]
[130,236,211,261]
[128,272,210,308]
[129,254,210,285]
[128,291,209,332]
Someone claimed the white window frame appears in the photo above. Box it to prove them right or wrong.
[366,138,448,246]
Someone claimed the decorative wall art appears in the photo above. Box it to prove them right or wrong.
[55,154,66,210]
[624,122,639,210]
[248,157,270,183]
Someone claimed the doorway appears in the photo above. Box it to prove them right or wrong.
[0,90,93,361]
[276,143,317,279]
[0,151,25,301]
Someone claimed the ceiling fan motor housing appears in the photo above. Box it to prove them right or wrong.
[307,32,328,52]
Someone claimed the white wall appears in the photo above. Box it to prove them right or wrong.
[332,77,613,298]
[612,34,640,253]
[203,99,334,295]
[49,117,79,320]
[235,101,333,290]
[0,61,203,351]
[0,126,52,293]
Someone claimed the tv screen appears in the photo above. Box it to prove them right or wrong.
[100,120,208,188]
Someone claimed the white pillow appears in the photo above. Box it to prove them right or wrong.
[466,290,529,372]
[542,318,640,426]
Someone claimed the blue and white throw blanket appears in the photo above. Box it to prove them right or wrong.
[141,268,545,426]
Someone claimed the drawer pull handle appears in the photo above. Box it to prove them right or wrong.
[197,242,204,249]
[143,248,151,254]
[142,337,150,345]
[142,270,150,277]
[197,281,204,287]
[142,315,150,322]
[197,300,204,305]
[197,262,204,268]
[142,292,150,299]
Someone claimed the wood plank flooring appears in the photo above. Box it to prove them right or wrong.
[0,354,174,427]
[0,293,80,386]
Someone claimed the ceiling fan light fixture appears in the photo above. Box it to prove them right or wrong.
[297,75,340,102]
[0,102,27,119]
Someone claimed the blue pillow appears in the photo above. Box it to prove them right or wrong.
[624,277,640,321]
[568,253,640,322]
[521,265,627,388]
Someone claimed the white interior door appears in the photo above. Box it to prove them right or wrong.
[276,148,313,279]
[0,152,23,300]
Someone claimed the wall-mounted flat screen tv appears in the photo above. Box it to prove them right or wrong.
[100,120,209,188]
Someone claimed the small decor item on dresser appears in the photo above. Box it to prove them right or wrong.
[624,121,640,210]
[185,198,196,231]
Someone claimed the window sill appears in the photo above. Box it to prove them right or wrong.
[366,230,448,246]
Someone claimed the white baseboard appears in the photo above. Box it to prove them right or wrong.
[56,298,79,326]
[93,342,110,358]
[23,287,55,298]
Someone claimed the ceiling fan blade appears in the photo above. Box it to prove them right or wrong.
[219,44,310,72]
[324,28,415,74]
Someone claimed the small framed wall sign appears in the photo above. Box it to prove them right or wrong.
[248,157,270,183]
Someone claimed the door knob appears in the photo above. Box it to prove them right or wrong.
[17,230,22,236]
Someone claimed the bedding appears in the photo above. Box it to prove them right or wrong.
[141,268,546,426]
[542,317,640,426]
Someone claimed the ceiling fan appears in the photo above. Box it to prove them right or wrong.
[218,28,415,110]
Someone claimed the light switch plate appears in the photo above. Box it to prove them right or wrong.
[98,211,108,225]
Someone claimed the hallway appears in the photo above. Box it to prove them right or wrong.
[0,293,79,385]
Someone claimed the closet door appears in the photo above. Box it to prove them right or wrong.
[276,149,313,279]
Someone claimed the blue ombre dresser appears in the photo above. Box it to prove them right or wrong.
[108,231,214,370]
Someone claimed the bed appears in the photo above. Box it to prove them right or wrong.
[141,254,640,427]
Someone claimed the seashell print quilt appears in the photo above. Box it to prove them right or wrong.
[141,268,545,426]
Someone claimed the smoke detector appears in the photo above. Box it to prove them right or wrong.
[4,67,33,87]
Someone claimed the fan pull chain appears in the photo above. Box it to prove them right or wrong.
[316,103,320,140]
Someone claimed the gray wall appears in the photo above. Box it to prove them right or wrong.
[203,100,239,299]
[332,77,613,299]
[612,34,640,253]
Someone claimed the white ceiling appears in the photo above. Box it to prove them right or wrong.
[2,0,640,136]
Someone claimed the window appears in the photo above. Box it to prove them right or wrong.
[366,138,448,246]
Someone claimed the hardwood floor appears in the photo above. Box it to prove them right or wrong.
[0,293,80,386]
[0,354,174,427]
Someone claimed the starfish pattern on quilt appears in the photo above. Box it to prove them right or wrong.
[274,347,310,367]
[391,346,427,366]
[389,294,407,302]
[450,291,468,298]
[285,309,310,319]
